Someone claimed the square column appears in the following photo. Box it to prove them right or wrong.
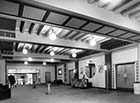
[134,44,140,94]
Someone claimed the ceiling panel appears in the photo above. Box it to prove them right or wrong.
[65,18,87,28]
[130,35,140,40]
[96,26,115,34]
[46,12,69,25]
[82,22,102,31]
[0,17,16,31]
[23,6,46,20]
[120,32,136,38]
[0,0,19,16]
[108,30,126,36]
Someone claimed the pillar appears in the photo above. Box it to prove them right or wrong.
[0,60,6,85]
[75,60,79,79]
[134,44,140,94]
[55,65,57,80]
[105,52,112,90]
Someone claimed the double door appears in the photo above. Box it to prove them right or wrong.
[116,63,135,90]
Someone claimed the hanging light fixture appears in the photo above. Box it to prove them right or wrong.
[50,58,54,62]
[24,61,28,65]
[72,52,77,58]
[43,62,46,65]
[28,57,32,61]
[89,37,96,46]
[22,49,28,54]
[50,51,55,56]
[49,29,56,41]
[71,49,77,58]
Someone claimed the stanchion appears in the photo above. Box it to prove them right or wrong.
[46,83,51,94]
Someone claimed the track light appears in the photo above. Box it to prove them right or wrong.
[24,61,28,65]
[23,49,28,54]
[50,51,55,56]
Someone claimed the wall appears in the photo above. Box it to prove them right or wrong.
[0,60,5,85]
[79,53,106,88]
[111,45,138,89]
[7,64,55,83]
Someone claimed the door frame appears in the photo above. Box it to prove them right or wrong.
[115,62,135,92]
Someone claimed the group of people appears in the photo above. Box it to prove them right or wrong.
[8,75,16,88]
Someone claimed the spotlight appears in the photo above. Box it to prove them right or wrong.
[23,49,28,54]
[49,31,56,41]
[28,57,32,61]
[24,61,28,65]
[50,51,55,56]
[89,38,96,46]
[43,62,46,65]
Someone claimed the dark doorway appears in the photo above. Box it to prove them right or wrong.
[45,72,51,83]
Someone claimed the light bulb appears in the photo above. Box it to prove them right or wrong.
[23,49,28,54]
[43,62,46,65]
[50,51,55,56]
[89,39,96,46]
[49,32,56,41]
[28,57,32,61]
[24,61,28,65]
[72,53,77,58]
[50,58,54,62]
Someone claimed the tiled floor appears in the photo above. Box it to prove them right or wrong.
[1,85,140,103]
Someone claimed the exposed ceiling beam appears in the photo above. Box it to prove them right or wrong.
[0,13,136,44]
[5,58,61,63]
[0,29,108,52]
[2,52,74,60]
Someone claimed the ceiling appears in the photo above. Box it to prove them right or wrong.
[0,0,138,65]
[88,0,140,22]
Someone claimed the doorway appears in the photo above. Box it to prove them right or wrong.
[45,72,51,83]
[116,62,135,91]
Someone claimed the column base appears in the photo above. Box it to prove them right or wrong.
[134,82,140,94]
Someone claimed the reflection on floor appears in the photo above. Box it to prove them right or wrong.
[1,85,140,103]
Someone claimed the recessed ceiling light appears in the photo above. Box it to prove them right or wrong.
[23,49,28,54]
[24,61,28,65]
[28,57,32,61]
[50,51,55,56]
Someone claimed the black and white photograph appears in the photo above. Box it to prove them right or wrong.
[0,0,140,103]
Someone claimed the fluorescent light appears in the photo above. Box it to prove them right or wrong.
[23,49,28,54]
[24,61,28,65]
[28,57,32,61]
[50,51,55,56]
